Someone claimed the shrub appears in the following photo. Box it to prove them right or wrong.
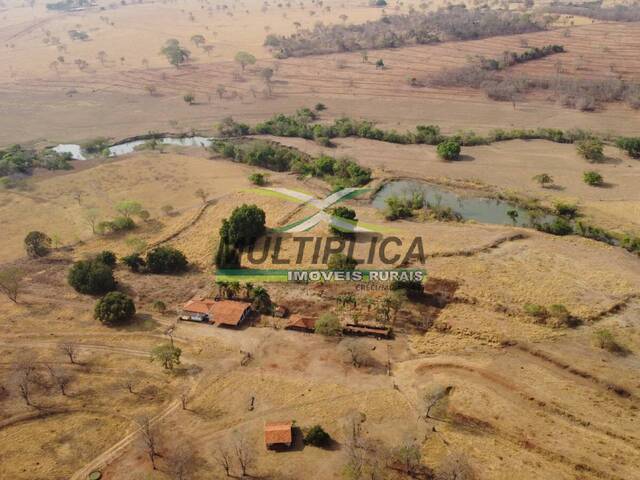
[532,173,553,187]
[304,425,332,447]
[94,291,135,325]
[576,138,604,162]
[553,202,578,219]
[68,259,116,295]
[150,343,182,370]
[248,172,267,185]
[330,206,357,235]
[327,253,357,270]
[594,329,626,355]
[122,253,145,272]
[583,171,604,186]
[216,117,250,137]
[314,313,342,336]
[314,103,327,111]
[437,140,461,161]
[547,304,578,328]
[146,246,188,274]
[81,137,110,155]
[524,303,548,321]
[24,231,52,258]
[615,137,640,158]
[152,300,167,313]
[95,250,117,267]
[538,217,573,236]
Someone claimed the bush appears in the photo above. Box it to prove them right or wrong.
[68,259,116,295]
[583,170,604,186]
[524,303,548,321]
[314,313,342,336]
[616,137,640,158]
[594,329,626,355]
[532,173,553,187]
[95,250,117,267]
[314,103,327,111]
[24,231,52,258]
[122,253,145,272]
[553,202,578,219]
[437,140,461,161]
[220,204,266,248]
[248,172,267,185]
[328,253,357,270]
[94,291,135,325]
[81,137,110,155]
[547,304,578,328]
[146,246,188,274]
[538,217,573,236]
[152,300,167,313]
[576,138,604,162]
[304,425,332,447]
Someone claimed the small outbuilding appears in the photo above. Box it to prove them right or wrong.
[343,323,392,339]
[264,421,293,449]
[284,315,316,333]
[274,305,289,318]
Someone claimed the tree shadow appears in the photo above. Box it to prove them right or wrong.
[545,184,565,191]
[113,313,160,332]
[455,154,475,162]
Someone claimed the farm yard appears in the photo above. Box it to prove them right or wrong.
[1,0,640,479]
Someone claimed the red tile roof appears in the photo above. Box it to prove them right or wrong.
[212,300,252,326]
[285,315,316,331]
[264,421,292,446]
[183,298,216,315]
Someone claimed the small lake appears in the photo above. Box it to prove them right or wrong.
[53,136,212,160]
[372,180,556,227]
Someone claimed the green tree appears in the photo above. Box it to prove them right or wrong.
[146,246,188,274]
[151,343,182,370]
[122,253,145,272]
[94,291,136,325]
[161,39,191,68]
[219,204,266,248]
[68,259,116,295]
[234,51,256,72]
[314,313,342,336]
[24,231,52,258]
[437,140,461,161]
[506,209,519,225]
[327,253,357,270]
[583,170,604,186]
[251,286,271,313]
[576,138,604,162]
[95,250,117,267]
[115,200,143,219]
[214,241,241,269]
[248,172,267,185]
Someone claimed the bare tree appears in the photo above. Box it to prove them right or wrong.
[14,358,38,407]
[180,390,188,410]
[83,208,99,234]
[137,416,160,469]
[436,452,476,480]
[340,339,373,368]
[46,364,71,396]
[194,188,209,203]
[122,376,136,394]
[166,444,197,480]
[234,435,255,477]
[0,267,24,303]
[420,383,451,420]
[214,443,233,477]
[59,342,78,364]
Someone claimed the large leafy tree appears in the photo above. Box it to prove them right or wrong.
[151,344,182,370]
[68,259,116,294]
[219,204,266,248]
[94,291,135,325]
[146,246,188,274]
[161,39,191,68]
[436,140,461,161]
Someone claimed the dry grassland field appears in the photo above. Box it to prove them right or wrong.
[1,0,640,479]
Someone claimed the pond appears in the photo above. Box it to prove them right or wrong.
[372,180,557,227]
[53,136,212,160]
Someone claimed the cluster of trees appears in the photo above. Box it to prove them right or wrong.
[544,4,640,22]
[265,7,545,58]
[384,192,424,220]
[0,145,73,177]
[46,0,90,10]
[122,246,189,274]
[81,137,111,156]
[216,111,600,148]
[430,64,640,111]
[472,44,565,71]
[215,280,272,313]
[93,200,149,236]
[215,204,267,269]
[576,138,604,162]
[212,138,371,189]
